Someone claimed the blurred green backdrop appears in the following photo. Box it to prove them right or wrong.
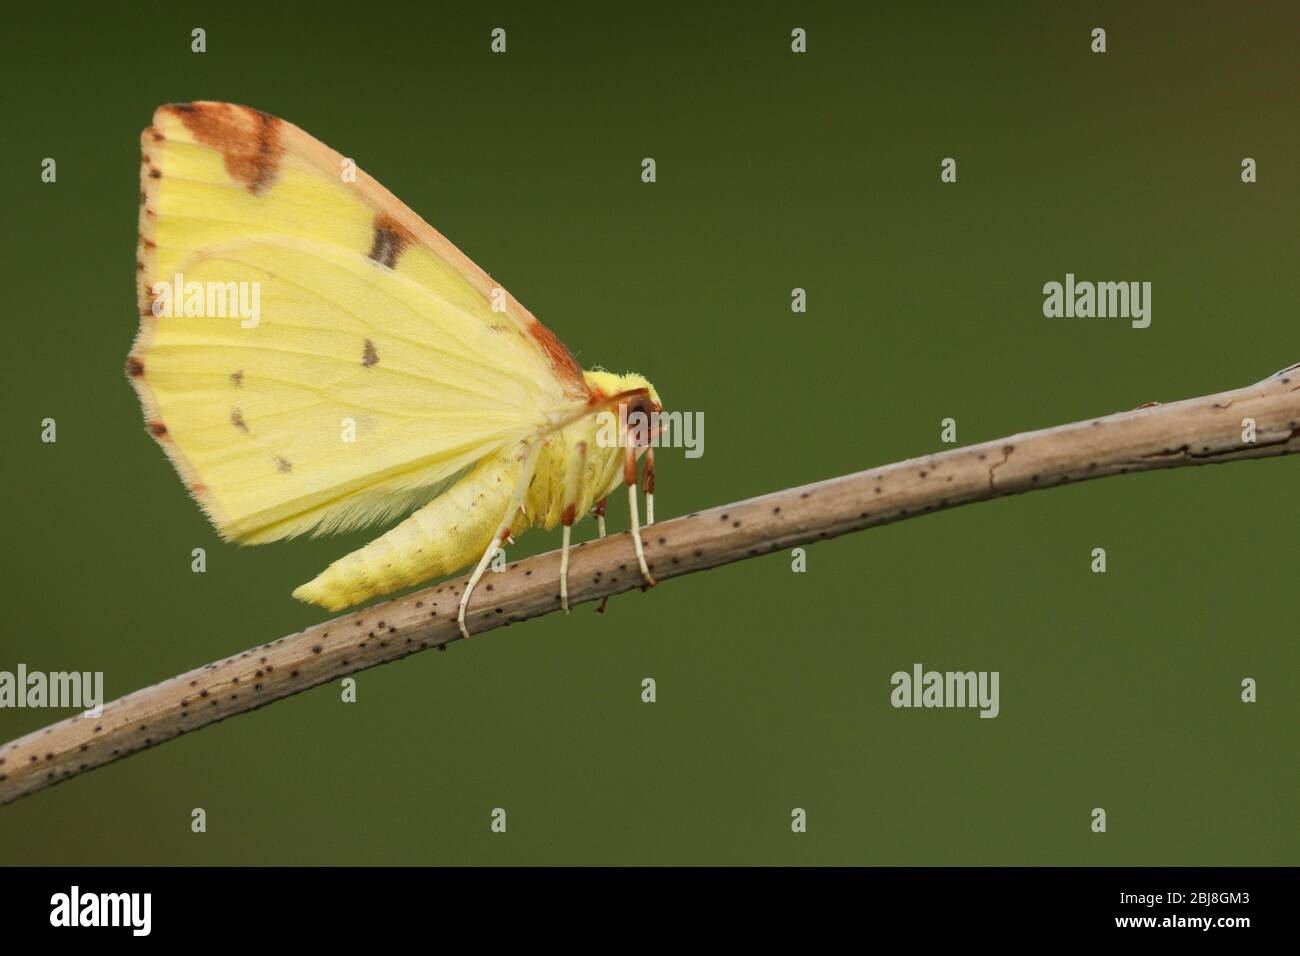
[1,1,1296,865]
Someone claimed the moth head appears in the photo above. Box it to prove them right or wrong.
[583,369,662,449]
[625,390,660,420]
[621,384,663,453]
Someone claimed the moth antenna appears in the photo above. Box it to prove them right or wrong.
[459,442,541,639]
[625,443,655,589]
[643,447,656,527]
[559,441,587,615]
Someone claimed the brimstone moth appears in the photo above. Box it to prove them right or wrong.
[127,102,661,637]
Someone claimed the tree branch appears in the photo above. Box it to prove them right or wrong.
[3,363,1298,805]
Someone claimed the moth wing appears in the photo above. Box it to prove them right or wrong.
[129,102,590,543]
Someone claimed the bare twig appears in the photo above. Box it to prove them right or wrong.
[3,363,1298,805]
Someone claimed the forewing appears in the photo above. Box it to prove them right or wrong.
[129,102,590,543]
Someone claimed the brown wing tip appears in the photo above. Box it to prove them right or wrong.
[155,101,285,194]
[140,125,166,149]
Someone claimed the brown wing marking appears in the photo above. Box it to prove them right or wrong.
[367,212,414,269]
[163,102,285,194]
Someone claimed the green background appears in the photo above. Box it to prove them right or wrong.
[1,1,1296,865]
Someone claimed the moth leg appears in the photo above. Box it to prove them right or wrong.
[458,442,541,640]
[559,441,588,615]
[625,443,656,589]
[643,447,656,526]
[594,495,612,614]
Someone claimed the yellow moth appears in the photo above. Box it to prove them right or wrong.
[127,102,661,637]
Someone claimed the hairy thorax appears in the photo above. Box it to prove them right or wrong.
[524,367,659,531]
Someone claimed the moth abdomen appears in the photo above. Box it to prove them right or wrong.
[292,451,520,612]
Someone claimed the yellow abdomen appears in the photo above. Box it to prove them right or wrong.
[292,414,625,611]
